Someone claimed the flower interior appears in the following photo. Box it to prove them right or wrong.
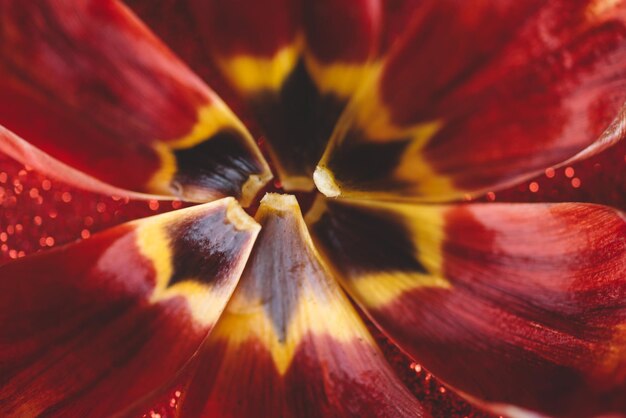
[0,1,625,418]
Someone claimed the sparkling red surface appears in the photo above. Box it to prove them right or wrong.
[0,140,624,417]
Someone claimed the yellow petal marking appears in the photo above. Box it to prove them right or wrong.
[135,198,259,327]
[211,281,372,375]
[303,53,377,98]
[334,68,442,143]
[146,102,269,202]
[309,198,452,309]
[219,40,303,93]
[359,202,450,308]
[352,272,450,309]
[318,67,458,199]
[210,194,375,374]
[354,200,447,277]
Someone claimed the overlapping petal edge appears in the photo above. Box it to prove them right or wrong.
[307,198,626,418]
[0,0,271,206]
[3,0,626,204]
[0,1,625,418]
[0,198,260,417]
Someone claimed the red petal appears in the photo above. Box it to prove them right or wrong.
[0,198,259,417]
[302,0,381,69]
[176,0,380,190]
[317,1,626,201]
[176,194,426,418]
[0,125,149,199]
[122,0,246,118]
[308,198,626,417]
[378,0,420,53]
[491,133,626,213]
[0,0,270,204]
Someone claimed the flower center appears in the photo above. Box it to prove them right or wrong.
[244,136,321,216]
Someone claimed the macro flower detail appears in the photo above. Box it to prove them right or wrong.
[0,1,625,418]
[0,199,259,417]
[175,194,424,418]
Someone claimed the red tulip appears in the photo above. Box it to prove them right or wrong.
[0,1,624,417]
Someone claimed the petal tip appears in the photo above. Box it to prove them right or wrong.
[313,166,341,197]
[239,170,273,207]
[259,192,299,212]
[225,198,260,232]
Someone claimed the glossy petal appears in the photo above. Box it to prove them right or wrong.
[187,0,379,190]
[378,0,420,53]
[308,198,626,417]
[175,194,425,418]
[302,0,381,88]
[317,1,626,201]
[0,198,259,417]
[0,125,149,199]
[0,0,270,205]
[123,0,246,117]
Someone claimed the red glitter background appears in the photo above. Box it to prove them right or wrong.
[0,140,624,417]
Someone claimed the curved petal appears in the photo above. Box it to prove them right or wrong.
[174,194,425,418]
[125,0,399,109]
[184,0,380,190]
[0,0,270,205]
[490,134,626,214]
[378,0,420,53]
[122,0,247,118]
[316,0,626,202]
[301,0,381,93]
[0,124,156,201]
[307,198,626,417]
[0,198,259,417]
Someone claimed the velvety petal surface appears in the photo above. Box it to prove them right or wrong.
[123,0,246,117]
[0,125,148,199]
[174,194,425,418]
[308,198,626,417]
[0,0,270,205]
[0,198,259,417]
[378,0,420,53]
[183,0,380,190]
[316,0,626,201]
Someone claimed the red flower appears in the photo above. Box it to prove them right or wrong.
[0,1,625,417]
